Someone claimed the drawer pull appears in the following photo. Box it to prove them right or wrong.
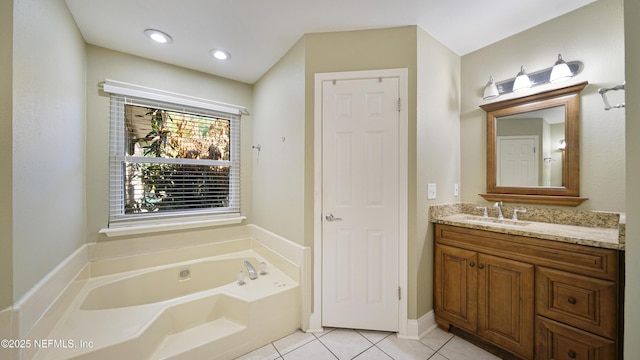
[568,350,577,358]
[469,262,475,268]
[568,297,577,305]
[478,264,485,269]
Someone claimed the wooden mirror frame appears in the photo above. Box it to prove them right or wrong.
[479,81,588,206]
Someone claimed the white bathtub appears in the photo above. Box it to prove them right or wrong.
[32,249,301,360]
[81,256,264,310]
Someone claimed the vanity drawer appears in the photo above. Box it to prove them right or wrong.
[536,317,616,360]
[536,267,617,339]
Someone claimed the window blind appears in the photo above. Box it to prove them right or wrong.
[107,92,241,226]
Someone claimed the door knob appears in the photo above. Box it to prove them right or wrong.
[325,214,343,222]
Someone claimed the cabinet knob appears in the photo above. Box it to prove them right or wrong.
[478,264,484,269]
[568,297,577,305]
[568,350,577,358]
[469,262,475,268]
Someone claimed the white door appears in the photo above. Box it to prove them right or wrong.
[321,76,400,331]
[497,136,539,186]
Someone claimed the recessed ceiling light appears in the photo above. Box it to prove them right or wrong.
[144,29,172,44]
[210,49,231,61]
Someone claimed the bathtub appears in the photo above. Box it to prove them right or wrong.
[81,256,265,310]
[32,249,300,360]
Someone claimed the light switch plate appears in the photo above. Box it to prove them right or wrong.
[454,183,459,197]
[427,183,437,200]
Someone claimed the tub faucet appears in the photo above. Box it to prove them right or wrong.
[494,201,504,219]
[244,261,258,280]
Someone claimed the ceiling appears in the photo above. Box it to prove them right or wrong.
[64,0,596,84]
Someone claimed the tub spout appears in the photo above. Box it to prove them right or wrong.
[244,261,258,280]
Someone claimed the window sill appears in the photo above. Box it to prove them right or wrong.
[99,215,246,238]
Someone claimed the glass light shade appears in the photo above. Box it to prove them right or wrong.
[512,66,531,92]
[549,54,573,83]
[483,76,500,100]
[559,139,566,150]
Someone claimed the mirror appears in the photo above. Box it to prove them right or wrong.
[496,106,565,187]
[480,81,588,206]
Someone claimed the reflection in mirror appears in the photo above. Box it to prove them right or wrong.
[496,106,565,187]
[479,81,588,206]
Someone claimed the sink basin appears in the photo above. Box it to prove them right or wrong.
[461,215,531,227]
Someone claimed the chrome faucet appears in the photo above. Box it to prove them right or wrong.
[244,260,258,280]
[512,209,527,221]
[494,201,504,219]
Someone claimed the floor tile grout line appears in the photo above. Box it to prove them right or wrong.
[354,329,394,345]
[372,344,396,360]
[270,341,284,359]
[425,335,457,360]
[353,329,377,345]
[316,329,379,360]
[270,332,317,358]
[262,329,461,360]
[348,344,377,360]
[315,337,340,359]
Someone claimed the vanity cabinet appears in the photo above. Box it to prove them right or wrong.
[434,224,622,360]
[435,244,535,359]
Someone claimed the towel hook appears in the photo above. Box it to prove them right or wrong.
[252,144,261,152]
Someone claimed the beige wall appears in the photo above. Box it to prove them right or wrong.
[624,0,640,357]
[251,39,306,244]
[0,0,13,310]
[85,46,254,244]
[461,0,626,212]
[416,28,461,316]
[11,0,86,303]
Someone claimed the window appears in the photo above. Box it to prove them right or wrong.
[105,81,241,226]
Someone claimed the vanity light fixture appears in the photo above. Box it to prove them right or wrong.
[482,54,584,101]
[144,29,173,44]
[512,66,532,92]
[483,76,500,101]
[210,49,231,61]
[550,54,573,83]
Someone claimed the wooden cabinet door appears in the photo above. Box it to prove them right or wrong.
[478,253,535,359]
[435,244,478,332]
[536,317,616,360]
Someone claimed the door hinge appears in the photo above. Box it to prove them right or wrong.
[397,98,401,112]
[398,286,401,300]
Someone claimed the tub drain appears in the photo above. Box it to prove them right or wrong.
[179,268,190,278]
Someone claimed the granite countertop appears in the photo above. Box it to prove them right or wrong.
[430,203,625,251]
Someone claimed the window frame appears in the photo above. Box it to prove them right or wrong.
[103,80,245,230]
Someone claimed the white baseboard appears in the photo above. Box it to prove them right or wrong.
[399,310,437,340]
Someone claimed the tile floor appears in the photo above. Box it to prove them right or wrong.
[235,327,501,360]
